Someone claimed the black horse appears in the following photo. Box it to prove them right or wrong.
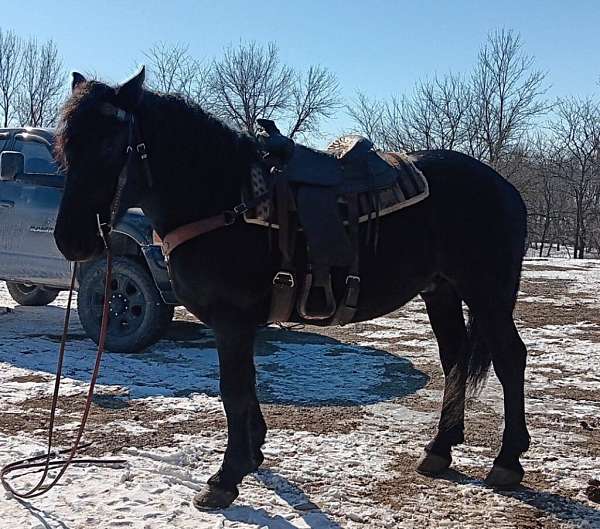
[53,68,530,510]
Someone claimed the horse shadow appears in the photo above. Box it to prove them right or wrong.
[0,305,428,406]
[223,468,344,529]
[219,467,600,527]
[437,469,600,525]
[12,498,70,529]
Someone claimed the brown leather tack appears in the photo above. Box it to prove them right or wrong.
[162,213,232,257]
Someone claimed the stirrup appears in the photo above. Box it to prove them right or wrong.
[297,272,337,320]
[268,270,297,323]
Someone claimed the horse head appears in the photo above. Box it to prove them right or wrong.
[54,67,146,261]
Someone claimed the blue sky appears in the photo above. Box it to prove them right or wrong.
[2,0,599,139]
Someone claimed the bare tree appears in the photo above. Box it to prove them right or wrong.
[397,74,472,151]
[348,73,471,152]
[347,93,422,152]
[521,134,566,256]
[16,38,65,127]
[469,29,548,171]
[547,97,600,258]
[209,42,294,135]
[0,29,22,127]
[380,96,416,151]
[144,42,211,105]
[287,65,340,139]
[346,92,386,145]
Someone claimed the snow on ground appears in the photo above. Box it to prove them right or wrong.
[0,259,599,528]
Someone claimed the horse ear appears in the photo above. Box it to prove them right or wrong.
[71,72,86,91]
[116,66,145,110]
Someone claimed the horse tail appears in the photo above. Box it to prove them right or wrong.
[464,314,492,395]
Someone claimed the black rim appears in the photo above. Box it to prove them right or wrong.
[88,271,147,338]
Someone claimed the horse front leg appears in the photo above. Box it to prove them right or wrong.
[194,323,266,510]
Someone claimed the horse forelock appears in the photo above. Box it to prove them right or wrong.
[54,81,117,172]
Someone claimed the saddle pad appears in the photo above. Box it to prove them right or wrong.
[243,151,429,228]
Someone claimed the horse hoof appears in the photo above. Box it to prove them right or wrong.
[193,485,239,511]
[484,465,524,489]
[416,451,451,476]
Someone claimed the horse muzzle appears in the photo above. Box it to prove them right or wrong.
[54,221,106,262]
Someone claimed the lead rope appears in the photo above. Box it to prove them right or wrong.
[1,114,144,498]
[0,237,126,499]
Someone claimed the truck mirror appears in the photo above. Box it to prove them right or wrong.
[0,151,24,181]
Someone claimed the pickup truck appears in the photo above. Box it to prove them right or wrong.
[0,127,177,352]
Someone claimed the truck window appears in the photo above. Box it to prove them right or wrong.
[11,135,63,187]
[0,132,9,151]
[14,137,59,175]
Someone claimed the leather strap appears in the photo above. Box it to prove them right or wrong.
[162,213,234,257]
[160,178,275,258]
[268,170,297,322]
[332,193,361,325]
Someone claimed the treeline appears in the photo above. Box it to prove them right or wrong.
[1,27,598,258]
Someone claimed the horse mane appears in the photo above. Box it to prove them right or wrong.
[139,90,260,175]
[137,91,260,222]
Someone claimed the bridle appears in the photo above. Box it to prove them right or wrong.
[0,103,150,499]
[97,103,154,245]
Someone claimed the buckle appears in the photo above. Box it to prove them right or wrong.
[96,213,111,250]
[273,271,295,288]
[346,274,360,286]
[233,203,248,215]
[136,143,148,160]
[223,203,248,225]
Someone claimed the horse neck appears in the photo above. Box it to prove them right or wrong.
[135,93,255,236]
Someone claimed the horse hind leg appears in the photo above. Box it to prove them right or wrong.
[416,279,471,476]
[474,310,529,488]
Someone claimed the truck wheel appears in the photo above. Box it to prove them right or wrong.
[77,257,174,353]
[5,282,60,306]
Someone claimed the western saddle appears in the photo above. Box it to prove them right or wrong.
[252,119,428,326]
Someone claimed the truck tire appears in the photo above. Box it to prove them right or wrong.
[77,256,174,353]
[5,282,59,306]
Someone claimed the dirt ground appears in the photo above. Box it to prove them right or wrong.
[0,258,599,528]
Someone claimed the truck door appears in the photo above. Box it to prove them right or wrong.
[0,133,72,287]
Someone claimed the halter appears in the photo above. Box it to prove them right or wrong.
[96,103,154,248]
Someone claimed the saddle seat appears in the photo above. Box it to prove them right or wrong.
[251,119,428,324]
[257,118,398,191]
